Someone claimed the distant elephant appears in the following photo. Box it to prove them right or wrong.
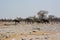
[13,19,20,24]
[41,19,49,24]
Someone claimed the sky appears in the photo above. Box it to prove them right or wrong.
[0,0,60,19]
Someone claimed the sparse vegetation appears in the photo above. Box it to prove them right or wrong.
[0,10,60,24]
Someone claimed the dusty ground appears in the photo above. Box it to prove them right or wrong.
[0,22,60,40]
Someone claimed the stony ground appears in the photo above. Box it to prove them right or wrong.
[0,22,60,40]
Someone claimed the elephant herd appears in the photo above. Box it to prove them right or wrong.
[13,18,49,24]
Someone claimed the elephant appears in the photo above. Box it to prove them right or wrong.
[41,19,49,24]
[13,19,20,24]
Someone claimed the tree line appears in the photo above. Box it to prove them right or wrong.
[0,10,60,24]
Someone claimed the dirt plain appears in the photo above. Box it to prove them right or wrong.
[0,22,60,40]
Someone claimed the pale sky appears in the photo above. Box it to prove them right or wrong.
[0,0,60,19]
